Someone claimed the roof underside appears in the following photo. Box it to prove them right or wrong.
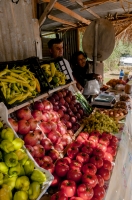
[39,0,132,33]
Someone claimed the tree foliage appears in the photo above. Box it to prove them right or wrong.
[104,40,132,72]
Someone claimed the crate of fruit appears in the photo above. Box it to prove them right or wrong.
[39,57,72,89]
[0,102,54,200]
[0,57,49,109]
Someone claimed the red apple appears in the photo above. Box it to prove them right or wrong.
[25,145,35,157]
[32,110,43,121]
[8,118,18,132]
[28,118,37,131]
[42,100,53,111]
[33,101,44,111]
[24,132,38,146]
[54,143,64,152]
[43,162,55,174]
[43,156,53,164]
[33,129,43,141]
[18,120,30,135]
[33,144,45,158]
[34,157,44,166]
[16,107,32,120]
[46,131,60,144]
[51,173,61,187]
[48,149,60,161]
[40,138,53,151]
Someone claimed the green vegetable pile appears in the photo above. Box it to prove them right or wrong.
[0,66,41,105]
[83,111,119,133]
[0,122,47,200]
[75,91,93,115]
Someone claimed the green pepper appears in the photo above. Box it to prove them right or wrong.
[1,127,14,142]
[3,175,17,190]
[0,150,3,161]
[0,172,3,185]
[0,140,15,153]
[28,181,40,200]
[13,191,28,200]
[31,169,47,184]
[19,164,25,176]
[12,138,24,150]
[4,152,18,167]
[0,162,8,174]
[9,163,21,176]
[15,176,30,191]
[0,184,12,200]
[23,159,34,175]
[15,149,28,165]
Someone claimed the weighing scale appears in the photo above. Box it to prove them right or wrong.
[91,93,116,107]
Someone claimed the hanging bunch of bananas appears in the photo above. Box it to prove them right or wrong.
[41,62,66,87]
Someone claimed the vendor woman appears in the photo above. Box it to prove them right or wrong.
[71,51,102,91]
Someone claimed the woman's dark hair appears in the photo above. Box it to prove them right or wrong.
[48,38,63,49]
[71,51,87,67]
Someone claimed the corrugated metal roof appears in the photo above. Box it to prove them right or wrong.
[0,0,36,62]
[40,0,132,32]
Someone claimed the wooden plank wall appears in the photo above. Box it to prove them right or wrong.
[0,0,37,62]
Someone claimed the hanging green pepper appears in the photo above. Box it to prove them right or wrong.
[31,169,47,184]
[23,159,34,175]
[0,140,15,153]
[28,182,41,200]
[1,127,14,142]
[4,152,18,167]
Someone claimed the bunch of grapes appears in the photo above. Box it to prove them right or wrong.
[83,111,119,133]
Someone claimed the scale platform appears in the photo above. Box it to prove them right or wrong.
[91,93,116,107]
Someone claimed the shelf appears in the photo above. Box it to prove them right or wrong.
[48,81,76,95]
[8,81,76,114]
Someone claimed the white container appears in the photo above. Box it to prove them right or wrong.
[0,102,54,200]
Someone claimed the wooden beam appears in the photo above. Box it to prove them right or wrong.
[115,23,132,37]
[31,0,37,18]
[83,0,110,6]
[42,0,90,25]
[48,14,77,27]
[39,0,57,27]
[75,0,100,18]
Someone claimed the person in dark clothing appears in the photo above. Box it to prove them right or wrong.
[71,51,102,91]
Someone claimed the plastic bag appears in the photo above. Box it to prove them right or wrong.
[83,79,100,96]
[105,111,132,200]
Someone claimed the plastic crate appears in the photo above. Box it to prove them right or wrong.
[0,57,50,109]
[0,102,54,200]
[39,57,72,89]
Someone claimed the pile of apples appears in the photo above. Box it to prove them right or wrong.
[49,131,119,200]
[48,88,84,132]
[8,99,75,170]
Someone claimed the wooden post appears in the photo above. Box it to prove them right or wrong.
[39,0,57,27]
